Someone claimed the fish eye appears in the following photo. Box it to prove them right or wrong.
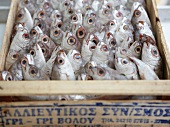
[24,0,29,4]
[92,38,98,45]
[88,18,94,25]
[58,23,62,28]
[37,23,42,28]
[29,67,38,76]
[30,49,36,57]
[110,39,116,47]
[88,64,93,70]
[77,28,86,39]
[73,53,81,60]
[6,75,13,81]
[64,2,69,7]
[41,48,46,55]
[116,12,122,17]
[90,45,96,51]
[135,46,142,54]
[17,13,23,19]
[86,6,91,11]
[38,11,45,18]
[53,29,60,37]
[21,58,28,66]
[68,9,73,14]
[128,42,133,48]
[134,10,141,17]
[56,14,61,18]
[11,53,18,60]
[97,68,105,77]
[42,36,49,43]
[22,33,29,40]
[121,59,129,65]
[57,57,65,65]
[71,15,78,22]
[123,25,128,30]
[107,4,111,9]
[100,45,108,52]
[86,75,93,80]
[103,9,109,15]
[151,48,159,57]
[31,29,37,35]
[67,37,76,45]
[110,21,115,26]
[121,48,127,53]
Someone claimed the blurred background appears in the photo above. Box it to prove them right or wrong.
[0,0,170,49]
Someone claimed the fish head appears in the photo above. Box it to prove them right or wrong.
[20,0,31,7]
[34,18,46,31]
[72,24,86,40]
[68,50,83,65]
[51,18,63,28]
[27,64,41,79]
[115,47,127,58]
[129,41,142,57]
[21,54,35,71]
[85,61,97,75]
[71,10,83,25]
[83,9,96,28]
[64,31,77,46]
[112,10,123,21]
[98,6,112,20]
[105,32,117,49]
[108,19,118,32]
[0,71,15,81]
[97,42,109,55]
[51,26,63,40]
[51,10,62,21]
[38,42,50,58]
[30,26,43,39]
[143,42,160,60]
[17,7,29,22]
[33,8,46,20]
[56,49,67,67]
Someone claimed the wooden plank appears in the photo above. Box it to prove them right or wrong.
[0,0,19,71]
[0,80,170,96]
[0,101,170,126]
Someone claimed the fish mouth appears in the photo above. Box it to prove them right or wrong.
[23,33,29,40]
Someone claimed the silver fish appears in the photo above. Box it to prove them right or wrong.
[128,41,142,59]
[50,26,63,45]
[130,56,159,80]
[30,26,43,44]
[29,44,46,69]
[70,10,83,25]
[67,50,83,76]
[72,24,86,41]
[9,24,30,53]
[37,34,57,60]
[42,46,61,77]
[0,71,16,81]
[115,57,139,80]
[19,0,36,16]
[5,49,20,71]
[112,10,124,24]
[83,9,97,33]
[51,18,63,28]
[81,33,98,65]
[107,19,118,35]
[142,42,162,78]
[34,18,50,36]
[50,10,63,21]
[21,54,49,80]
[36,0,53,16]
[16,8,33,32]
[9,60,23,81]
[33,8,51,26]
[92,42,109,66]
[61,31,79,53]
[51,49,75,80]
[135,21,156,45]
[131,2,151,26]
[104,32,117,50]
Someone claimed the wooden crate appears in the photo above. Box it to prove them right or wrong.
[0,0,170,126]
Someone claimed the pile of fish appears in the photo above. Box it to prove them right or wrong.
[0,0,163,100]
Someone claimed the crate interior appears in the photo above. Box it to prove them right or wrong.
[0,0,170,102]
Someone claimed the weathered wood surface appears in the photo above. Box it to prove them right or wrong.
[0,80,170,96]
